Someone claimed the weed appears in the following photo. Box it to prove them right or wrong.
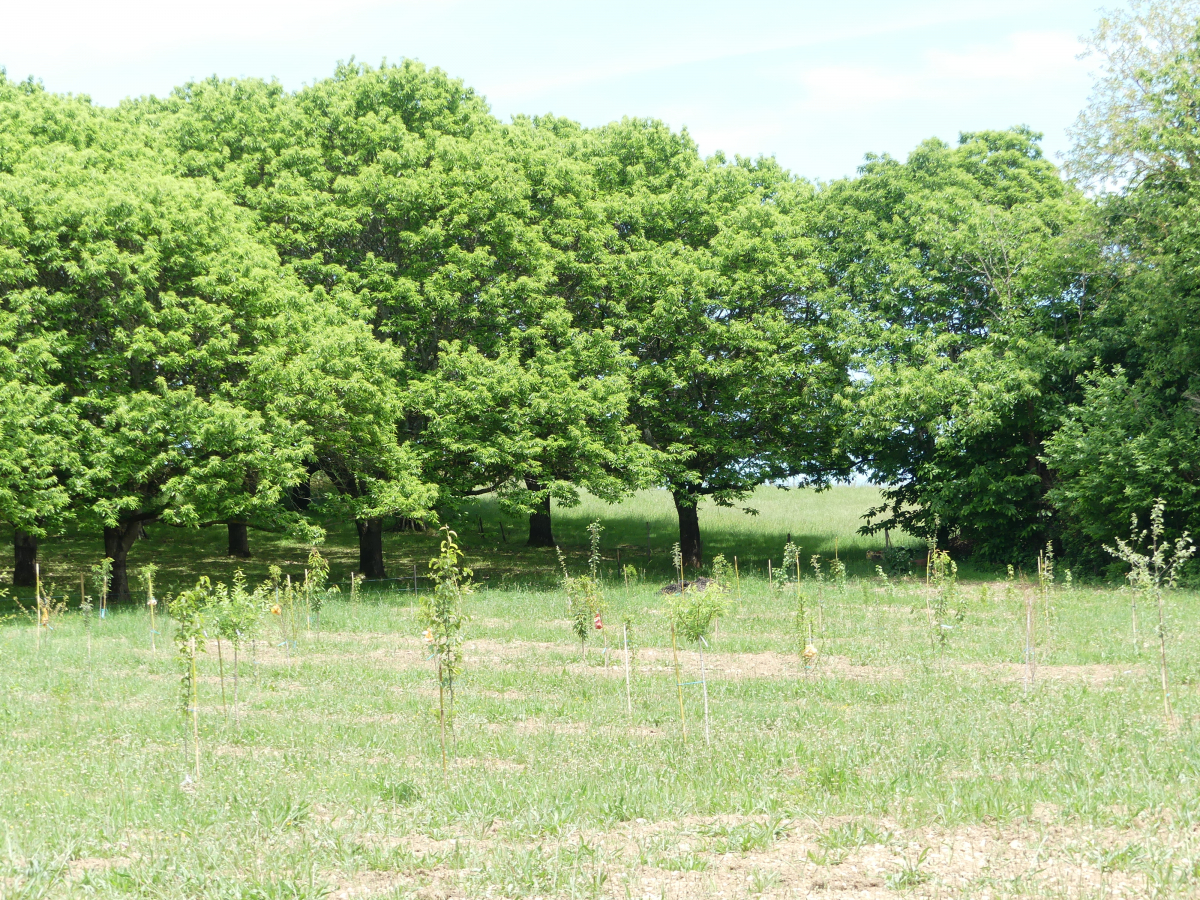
[886,847,930,889]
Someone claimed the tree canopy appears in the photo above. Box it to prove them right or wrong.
[5,2,1200,588]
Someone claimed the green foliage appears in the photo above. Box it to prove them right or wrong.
[420,527,471,690]
[558,528,607,655]
[929,549,963,647]
[669,584,726,646]
[1105,500,1196,596]
[780,543,801,585]
[168,577,210,713]
[882,546,915,577]
[824,127,1097,562]
[710,554,731,587]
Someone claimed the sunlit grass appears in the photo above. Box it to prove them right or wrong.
[3,574,1200,897]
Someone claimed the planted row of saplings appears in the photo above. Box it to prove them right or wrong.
[14,501,1194,782]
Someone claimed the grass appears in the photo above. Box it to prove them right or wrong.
[4,566,1200,898]
[5,485,933,609]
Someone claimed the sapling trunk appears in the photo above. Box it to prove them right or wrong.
[233,641,240,727]
[1024,588,1036,694]
[438,660,448,775]
[81,573,90,659]
[217,636,228,721]
[1131,595,1139,654]
[34,563,41,651]
[672,623,686,741]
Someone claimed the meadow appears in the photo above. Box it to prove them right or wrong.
[8,487,925,609]
[3,487,1200,899]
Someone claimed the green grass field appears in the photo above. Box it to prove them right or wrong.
[4,560,1200,897]
[5,486,1199,898]
[6,486,932,608]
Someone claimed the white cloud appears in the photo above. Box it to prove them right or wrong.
[926,30,1083,83]
[794,30,1084,114]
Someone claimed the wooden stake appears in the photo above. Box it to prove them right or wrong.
[190,638,201,780]
[34,563,41,651]
[147,572,156,653]
[733,556,741,601]
[623,623,632,715]
[438,659,448,775]
[699,641,711,746]
[1023,587,1036,694]
[1155,586,1176,729]
[233,641,240,728]
[767,559,773,589]
[672,623,686,741]
[217,637,228,721]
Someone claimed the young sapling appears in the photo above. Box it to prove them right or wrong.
[669,576,727,746]
[169,579,210,781]
[139,564,159,652]
[420,526,471,773]
[1105,499,1196,728]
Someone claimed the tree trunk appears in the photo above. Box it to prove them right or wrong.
[525,477,555,547]
[13,529,38,587]
[673,489,703,569]
[356,517,386,579]
[104,519,148,602]
[227,522,251,558]
[285,477,312,512]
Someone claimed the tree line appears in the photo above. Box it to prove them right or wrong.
[3,2,1198,598]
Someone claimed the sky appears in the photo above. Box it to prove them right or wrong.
[3,0,1123,181]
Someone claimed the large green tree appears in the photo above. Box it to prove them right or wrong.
[0,75,111,583]
[818,128,1097,561]
[0,135,311,599]
[1045,0,1200,560]
[145,64,656,556]
[579,120,851,566]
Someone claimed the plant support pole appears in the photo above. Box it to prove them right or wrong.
[1024,588,1036,694]
[1156,586,1175,728]
[699,639,711,747]
[34,563,41,651]
[438,659,448,775]
[190,638,201,780]
[623,623,632,715]
[672,624,686,741]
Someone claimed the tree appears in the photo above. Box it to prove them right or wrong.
[817,128,1097,561]
[1046,1,1200,558]
[0,143,309,600]
[584,120,851,566]
[246,292,436,578]
[0,74,112,583]
[413,313,657,547]
[149,65,658,549]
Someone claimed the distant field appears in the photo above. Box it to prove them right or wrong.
[5,486,932,603]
